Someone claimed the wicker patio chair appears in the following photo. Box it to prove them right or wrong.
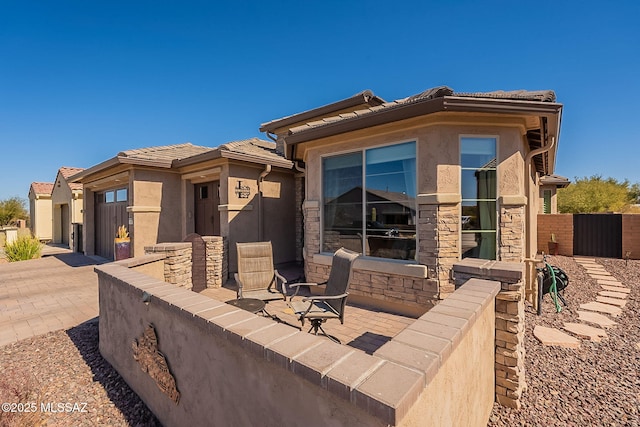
[234,241,287,303]
[288,247,360,343]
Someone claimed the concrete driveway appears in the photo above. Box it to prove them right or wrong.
[0,249,104,347]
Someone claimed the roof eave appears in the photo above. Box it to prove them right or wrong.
[285,96,563,146]
[173,149,223,168]
[259,90,385,133]
[70,156,174,183]
[220,151,293,169]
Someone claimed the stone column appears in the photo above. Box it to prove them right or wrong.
[452,258,526,409]
[145,243,192,290]
[417,194,460,299]
[203,236,227,288]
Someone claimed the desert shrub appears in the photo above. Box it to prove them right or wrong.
[4,235,42,262]
[0,367,44,426]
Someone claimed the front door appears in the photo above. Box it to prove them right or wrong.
[195,181,220,236]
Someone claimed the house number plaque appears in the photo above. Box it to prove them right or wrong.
[234,180,251,199]
[132,324,180,404]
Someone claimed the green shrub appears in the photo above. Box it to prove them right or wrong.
[4,235,42,262]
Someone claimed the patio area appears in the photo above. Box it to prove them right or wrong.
[199,265,417,354]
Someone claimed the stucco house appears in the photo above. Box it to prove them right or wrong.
[28,182,54,241]
[51,167,84,250]
[70,139,296,271]
[539,174,570,214]
[261,86,563,316]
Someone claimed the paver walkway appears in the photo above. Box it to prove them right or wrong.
[534,257,631,348]
[0,249,103,347]
[201,282,416,354]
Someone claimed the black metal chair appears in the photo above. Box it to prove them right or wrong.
[288,247,360,343]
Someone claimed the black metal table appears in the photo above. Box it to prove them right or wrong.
[226,298,265,314]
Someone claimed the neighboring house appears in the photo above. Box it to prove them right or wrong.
[539,174,570,214]
[261,86,563,316]
[51,167,84,250]
[70,140,296,270]
[28,182,54,241]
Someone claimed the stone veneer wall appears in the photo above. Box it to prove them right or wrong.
[452,258,526,409]
[202,236,228,288]
[499,205,525,262]
[417,202,459,299]
[96,260,500,426]
[145,243,192,290]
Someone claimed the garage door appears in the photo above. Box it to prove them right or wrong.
[95,188,129,260]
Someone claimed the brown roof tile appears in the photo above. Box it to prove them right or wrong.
[287,86,558,137]
[219,138,289,164]
[30,182,54,196]
[59,166,85,179]
[120,143,213,165]
[58,167,85,191]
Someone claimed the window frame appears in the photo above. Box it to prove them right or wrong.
[459,135,499,260]
[320,139,418,261]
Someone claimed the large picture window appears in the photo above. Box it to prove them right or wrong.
[461,137,497,260]
[322,141,416,260]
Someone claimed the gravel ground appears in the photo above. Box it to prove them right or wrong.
[0,318,160,427]
[0,255,637,426]
[489,256,640,426]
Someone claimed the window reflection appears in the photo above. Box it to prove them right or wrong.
[322,142,416,260]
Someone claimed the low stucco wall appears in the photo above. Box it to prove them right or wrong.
[96,262,499,426]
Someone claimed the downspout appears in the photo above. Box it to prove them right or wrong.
[258,164,272,241]
[523,131,556,300]
[265,131,277,143]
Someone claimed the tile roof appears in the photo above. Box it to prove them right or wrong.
[59,166,85,179]
[119,143,213,165]
[30,182,54,196]
[58,167,85,191]
[260,90,386,133]
[287,86,558,136]
[219,138,286,164]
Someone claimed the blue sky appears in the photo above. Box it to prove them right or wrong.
[1,1,639,202]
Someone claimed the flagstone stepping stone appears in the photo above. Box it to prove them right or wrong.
[599,290,629,299]
[597,279,625,287]
[601,284,631,293]
[586,269,610,275]
[591,274,617,281]
[533,325,580,348]
[596,296,627,308]
[577,310,617,328]
[562,322,608,342]
[579,302,622,316]
[574,257,596,262]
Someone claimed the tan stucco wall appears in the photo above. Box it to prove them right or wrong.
[97,261,499,427]
[400,296,495,426]
[51,174,83,248]
[29,195,52,241]
[302,115,528,200]
[225,162,296,272]
[130,169,183,257]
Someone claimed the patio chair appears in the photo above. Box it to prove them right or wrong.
[234,242,287,304]
[288,247,360,343]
